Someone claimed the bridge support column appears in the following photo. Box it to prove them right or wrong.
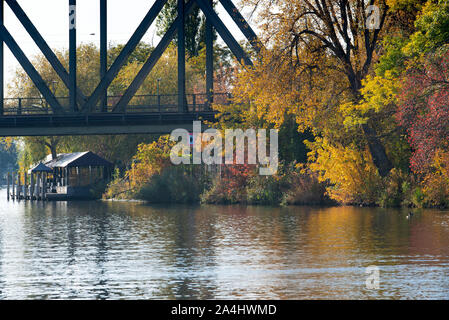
[205,0,214,110]
[100,0,107,112]
[69,0,77,112]
[178,0,186,113]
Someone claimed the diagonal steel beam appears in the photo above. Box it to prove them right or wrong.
[178,0,186,113]
[113,0,197,113]
[100,0,107,112]
[195,0,252,66]
[69,0,77,112]
[219,0,264,53]
[205,0,213,106]
[82,0,168,112]
[5,0,86,106]
[0,25,64,114]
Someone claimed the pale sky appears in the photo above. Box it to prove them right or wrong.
[3,0,252,95]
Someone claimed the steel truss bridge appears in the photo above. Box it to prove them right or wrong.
[0,0,261,136]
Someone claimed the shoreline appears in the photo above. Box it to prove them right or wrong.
[103,196,449,210]
[1,187,447,210]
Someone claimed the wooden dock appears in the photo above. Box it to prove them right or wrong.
[5,152,113,201]
[6,171,49,201]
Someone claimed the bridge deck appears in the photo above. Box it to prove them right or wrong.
[0,93,227,136]
[0,111,217,136]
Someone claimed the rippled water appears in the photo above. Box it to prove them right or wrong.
[0,188,448,299]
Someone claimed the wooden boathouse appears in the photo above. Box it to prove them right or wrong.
[6,151,113,201]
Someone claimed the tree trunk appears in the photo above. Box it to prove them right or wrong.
[51,146,57,160]
[47,137,59,160]
[362,123,393,177]
[349,77,393,178]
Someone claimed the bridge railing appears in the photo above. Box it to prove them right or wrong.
[1,93,232,116]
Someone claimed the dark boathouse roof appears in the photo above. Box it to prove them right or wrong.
[30,162,53,173]
[44,151,113,168]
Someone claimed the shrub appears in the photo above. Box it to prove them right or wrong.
[281,164,332,206]
[378,168,408,208]
[89,181,109,200]
[421,150,449,208]
[103,168,135,200]
[246,174,284,205]
[412,187,426,208]
[306,137,382,205]
[200,164,255,204]
[137,165,210,204]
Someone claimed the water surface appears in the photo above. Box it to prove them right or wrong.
[0,188,448,299]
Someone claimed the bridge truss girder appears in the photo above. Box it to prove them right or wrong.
[0,0,262,118]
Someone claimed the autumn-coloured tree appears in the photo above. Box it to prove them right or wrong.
[397,45,449,172]
[231,0,393,176]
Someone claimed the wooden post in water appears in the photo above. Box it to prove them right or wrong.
[20,172,24,200]
[7,172,10,201]
[36,173,40,200]
[42,173,46,201]
[37,173,41,200]
[24,172,28,200]
[12,172,15,200]
[30,173,34,200]
[17,172,21,200]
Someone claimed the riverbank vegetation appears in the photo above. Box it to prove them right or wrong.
[0,140,18,184]
[106,0,448,208]
[208,0,449,208]
[103,135,333,206]
[4,0,449,208]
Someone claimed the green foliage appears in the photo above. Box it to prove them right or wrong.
[411,187,426,208]
[378,169,408,207]
[376,36,410,77]
[0,142,18,182]
[246,175,285,205]
[404,0,449,55]
[156,0,216,57]
[137,165,211,203]
[108,42,153,66]
[278,117,313,164]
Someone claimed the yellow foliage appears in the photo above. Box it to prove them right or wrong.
[386,0,424,11]
[0,137,14,148]
[127,135,175,189]
[341,72,400,128]
[422,149,449,207]
[306,137,382,204]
